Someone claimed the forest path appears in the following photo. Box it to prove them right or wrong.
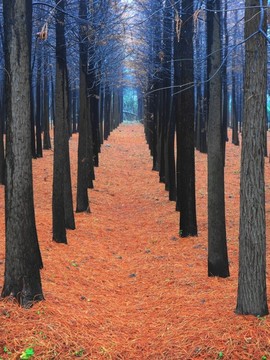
[2,122,266,360]
[42,122,210,358]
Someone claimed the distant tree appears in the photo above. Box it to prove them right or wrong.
[104,88,112,140]
[1,0,44,306]
[207,0,229,277]
[236,0,268,316]
[143,0,162,172]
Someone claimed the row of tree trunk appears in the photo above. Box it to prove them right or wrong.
[0,0,123,307]
[144,0,268,316]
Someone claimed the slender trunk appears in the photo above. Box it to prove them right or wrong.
[176,0,197,236]
[0,86,5,184]
[207,0,229,277]
[43,50,51,150]
[53,0,75,242]
[35,45,43,158]
[76,0,90,212]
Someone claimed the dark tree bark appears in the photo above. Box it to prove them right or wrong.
[99,83,104,145]
[87,96,95,189]
[146,85,158,172]
[161,0,175,201]
[43,50,51,150]
[72,88,78,134]
[30,88,37,158]
[175,0,197,236]
[165,99,176,201]
[53,0,75,242]
[35,45,43,158]
[158,92,166,184]
[87,23,99,172]
[1,0,44,307]
[0,86,5,185]
[76,0,91,212]
[51,73,55,127]
[194,8,207,154]
[91,89,100,168]
[231,80,239,145]
[236,0,268,316]
[221,0,228,147]
[231,10,240,146]
[104,89,111,140]
[207,0,229,278]
[61,62,75,230]
[144,2,161,172]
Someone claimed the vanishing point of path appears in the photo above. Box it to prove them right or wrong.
[1,122,268,359]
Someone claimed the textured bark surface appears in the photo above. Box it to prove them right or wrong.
[176,0,197,237]
[236,0,268,316]
[76,0,90,213]
[207,0,229,278]
[0,103,5,185]
[53,56,67,243]
[43,51,51,150]
[53,0,75,242]
[2,0,43,306]
[35,46,43,158]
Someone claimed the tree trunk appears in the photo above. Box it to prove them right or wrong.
[207,0,229,277]
[43,50,51,150]
[72,88,78,134]
[53,0,75,242]
[104,89,111,140]
[76,0,91,212]
[35,45,43,158]
[0,86,5,185]
[2,0,44,307]
[236,0,268,316]
[231,10,240,146]
[175,0,197,237]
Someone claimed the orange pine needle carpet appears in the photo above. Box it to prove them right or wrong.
[0,123,270,359]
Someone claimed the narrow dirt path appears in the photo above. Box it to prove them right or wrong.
[1,123,270,359]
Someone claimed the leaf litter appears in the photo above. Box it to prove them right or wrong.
[0,123,269,359]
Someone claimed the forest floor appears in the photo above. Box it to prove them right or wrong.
[0,123,270,359]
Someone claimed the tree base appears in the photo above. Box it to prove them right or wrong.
[1,275,44,308]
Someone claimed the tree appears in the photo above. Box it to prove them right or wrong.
[175,0,197,237]
[53,0,75,243]
[76,0,91,213]
[0,84,5,185]
[194,3,207,154]
[35,42,43,158]
[207,0,229,277]
[1,0,44,307]
[236,0,268,316]
[43,49,51,150]
[163,0,176,202]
